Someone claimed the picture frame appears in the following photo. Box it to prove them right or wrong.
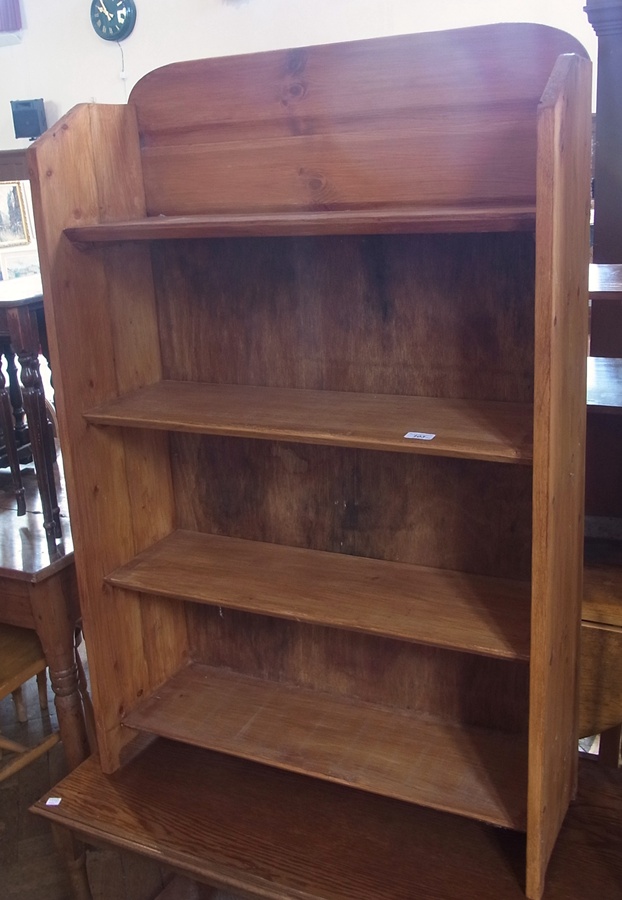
[0,181,31,248]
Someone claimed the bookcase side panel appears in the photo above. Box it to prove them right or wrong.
[28,105,187,772]
[528,54,592,900]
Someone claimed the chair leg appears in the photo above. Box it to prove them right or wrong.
[0,731,59,783]
[37,669,49,711]
[12,685,28,722]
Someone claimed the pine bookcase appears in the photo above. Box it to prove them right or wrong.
[28,23,591,899]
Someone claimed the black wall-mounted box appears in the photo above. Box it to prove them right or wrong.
[10,99,47,140]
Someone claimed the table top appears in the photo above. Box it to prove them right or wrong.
[0,274,43,307]
[0,455,73,581]
[589,264,622,299]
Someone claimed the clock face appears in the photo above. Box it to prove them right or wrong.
[90,0,136,42]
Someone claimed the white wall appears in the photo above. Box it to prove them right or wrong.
[0,0,597,151]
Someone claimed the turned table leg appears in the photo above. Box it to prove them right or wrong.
[51,824,92,900]
[28,569,90,772]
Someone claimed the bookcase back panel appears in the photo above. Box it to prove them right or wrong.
[170,435,532,581]
[129,25,585,217]
[185,604,529,733]
[138,112,538,217]
[155,233,535,404]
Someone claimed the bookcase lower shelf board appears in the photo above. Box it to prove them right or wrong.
[106,530,531,660]
[122,663,527,830]
[32,741,622,900]
[85,381,534,464]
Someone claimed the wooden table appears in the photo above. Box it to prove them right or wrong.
[0,464,89,773]
[0,274,61,541]
[31,741,622,900]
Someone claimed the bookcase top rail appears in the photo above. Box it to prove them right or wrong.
[64,205,536,243]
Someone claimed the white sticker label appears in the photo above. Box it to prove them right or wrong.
[46,797,62,806]
[404,431,436,441]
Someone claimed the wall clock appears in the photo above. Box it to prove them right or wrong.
[90,1,136,41]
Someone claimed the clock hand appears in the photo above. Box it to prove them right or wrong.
[97,1,113,20]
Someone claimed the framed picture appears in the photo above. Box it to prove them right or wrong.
[0,181,31,248]
[0,247,40,281]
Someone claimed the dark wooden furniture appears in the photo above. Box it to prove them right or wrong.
[0,468,89,773]
[581,558,622,749]
[584,330,622,765]
[0,274,61,540]
[585,0,622,266]
[0,148,27,182]
[0,343,27,515]
[585,266,622,518]
[585,1,622,355]
[28,24,591,900]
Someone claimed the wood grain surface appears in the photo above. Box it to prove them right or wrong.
[528,51,592,898]
[33,741,622,900]
[107,529,531,659]
[64,205,537,243]
[124,663,528,829]
[87,381,534,464]
[27,22,591,900]
[128,25,586,217]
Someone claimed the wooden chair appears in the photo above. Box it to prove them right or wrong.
[0,621,60,782]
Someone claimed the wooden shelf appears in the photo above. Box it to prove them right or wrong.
[64,205,536,243]
[588,263,622,300]
[587,357,622,414]
[86,381,533,464]
[123,664,528,829]
[107,530,531,660]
